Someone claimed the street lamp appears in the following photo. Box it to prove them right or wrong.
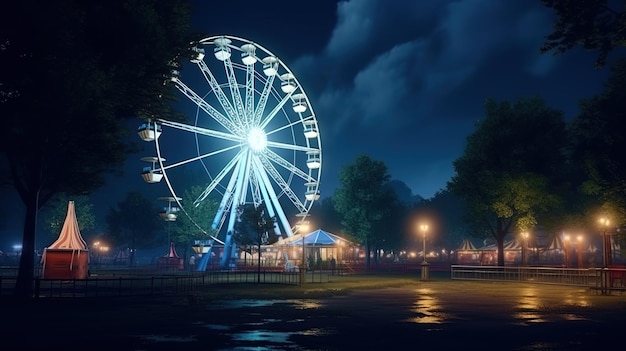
[599,217,611,268]
[563,234,570,268]
[420,224,429,264]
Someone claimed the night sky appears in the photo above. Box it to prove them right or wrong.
[187,0,613,199]
[0,0,619,249]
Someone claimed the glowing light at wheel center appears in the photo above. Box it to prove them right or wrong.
[247,127,267,152]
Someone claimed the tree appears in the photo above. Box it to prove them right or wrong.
[333,154,397,269]
[0,1,196,297]
[540,0,626,68]
[569,58,626,248]
[105,191,162,266]
[233,202,277,283]
[448,97,567,266]
[40,193,95,245]
[169,185,219,253]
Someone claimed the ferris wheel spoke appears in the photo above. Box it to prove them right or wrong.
[173,77,240,134]
[238,150,255,205]
[157,119,243,143]
[247,167,263,205]
[196,60,241,130]
[257,155,307,212]
[210,157,243,229]
[264,149,316,182]
[265,140,316,153]
[223,58,247,127]
[195,150,246,205]
[248,165,279,234]
[244,62,255,125]
[265,117,307,136]
[157,144,241,172]
[252,157,297,237]
[259,92,294,130]
[254,72,276,126]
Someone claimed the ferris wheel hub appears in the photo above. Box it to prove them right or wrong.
[247,127,267,152]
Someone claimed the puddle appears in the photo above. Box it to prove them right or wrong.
[137,334,197,343]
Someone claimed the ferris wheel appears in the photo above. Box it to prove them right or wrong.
[138,35,322,269]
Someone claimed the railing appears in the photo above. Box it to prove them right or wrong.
[451,265,626,294]
[0,269,306,298]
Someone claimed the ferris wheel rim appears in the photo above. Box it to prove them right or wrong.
[151,34,322,239]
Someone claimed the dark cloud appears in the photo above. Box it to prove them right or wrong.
[289,0,612,198]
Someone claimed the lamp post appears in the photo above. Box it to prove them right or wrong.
[563,234,570,268]
[420,224,428,263]
[599,217,611,294]
[599,218,611,268]
[420,224,429,281]
[520,232,529,266]
[576,235,583,269]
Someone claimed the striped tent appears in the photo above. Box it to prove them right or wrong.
[546,235,565,250]
[41,201,89,279]
[457,239,477,251]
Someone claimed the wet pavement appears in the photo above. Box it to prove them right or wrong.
[4,278,626,350]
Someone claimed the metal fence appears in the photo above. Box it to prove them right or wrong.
[0,269,315,298]
[451,265,626,294]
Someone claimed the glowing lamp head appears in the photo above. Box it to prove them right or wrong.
[247,127,267,152]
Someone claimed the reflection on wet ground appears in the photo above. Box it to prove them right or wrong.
[172,283,623,350]
[6,279,625,350]
[201,299,335,350]
[406,287,452,324]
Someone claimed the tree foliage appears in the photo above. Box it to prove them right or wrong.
[333,154,397,269]
[40,193,95,245]
[448,97,567,265]
[569,58,626,248]
[540,0,626,68]
[169,185,219,249]
[233,202,277,281]
[0,0,196,297]
[105,191,162,265]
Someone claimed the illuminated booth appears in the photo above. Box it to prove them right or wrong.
[41,201,89,279]
[273,229,354,269]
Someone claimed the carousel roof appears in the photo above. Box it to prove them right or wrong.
[275,229,353,246]
[46,201,88,251]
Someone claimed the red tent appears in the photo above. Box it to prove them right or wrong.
[42,201,89,279]
[156,242,184,270]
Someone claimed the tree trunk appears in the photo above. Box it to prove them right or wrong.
[15,193,39,298]
[497,236,505,266]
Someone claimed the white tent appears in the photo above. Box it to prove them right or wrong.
[457,239,477,251]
